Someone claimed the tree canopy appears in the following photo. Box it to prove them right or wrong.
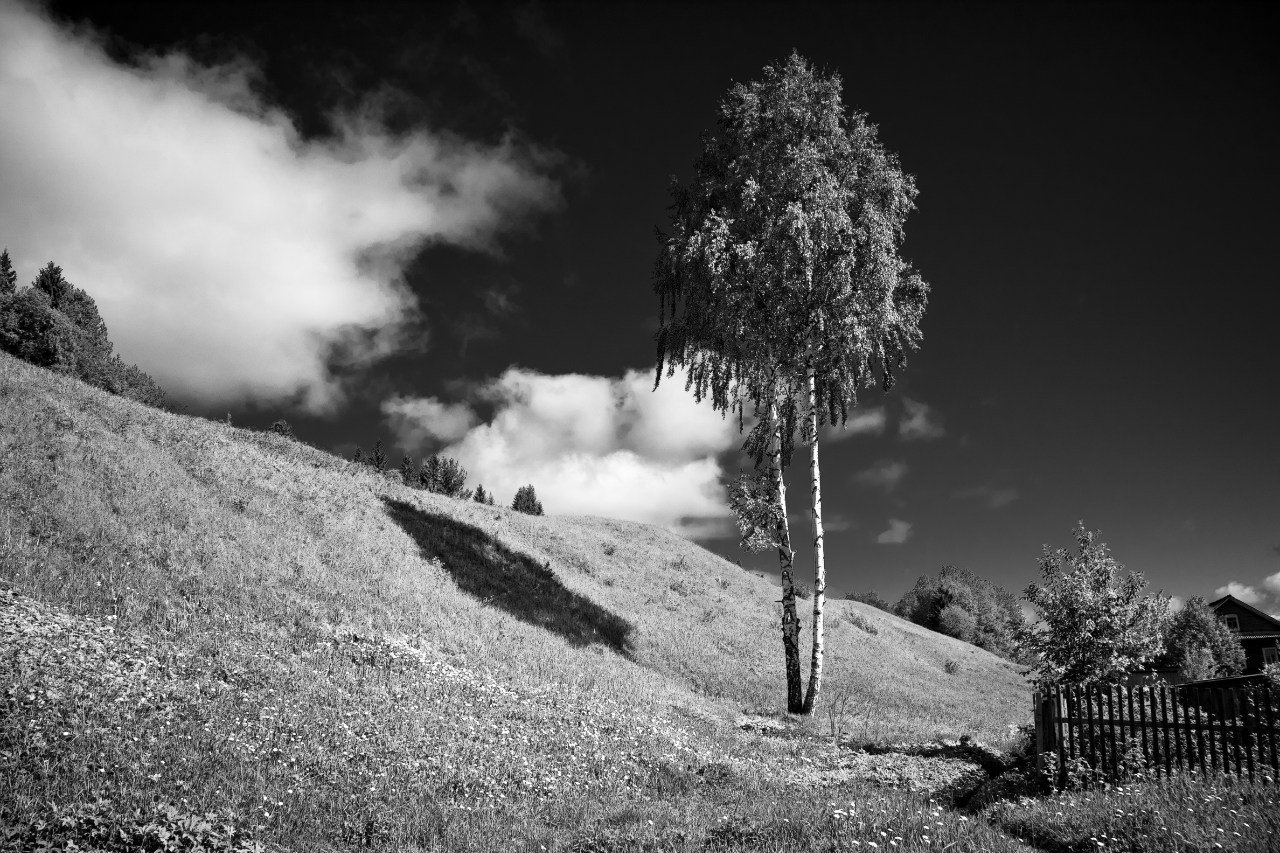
[1023,523,1169,687]
[0,256,165,407]
[1158,596,1245,680]
[893,565,1025,660]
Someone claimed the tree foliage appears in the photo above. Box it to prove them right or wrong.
[0,249,16,295]
[0,257,165,407]
[1157,596,1245,679]
[370,441,387,471]
[472,484,495,505]
[1022,523,1169,688]
[511,484,544,516]
[654,51,929,447]
[418,455,470,499]
[894,565,1025,659]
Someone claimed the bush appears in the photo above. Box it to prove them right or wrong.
[512,484,544,515]
[944,658,960,675]
[845,590,893,612]
[269,419,294,439]
[842,609,879,635]
[937,602,977,644]
[419,455,470,498]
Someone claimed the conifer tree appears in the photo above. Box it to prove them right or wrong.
[418,455,440,491]
[351,446,366,465]
[473,484,489,504]
[399,454,415,486]
[655,52,928,713]
[0,249,16,295]
[371,440,387,470]
[512,484,544,515]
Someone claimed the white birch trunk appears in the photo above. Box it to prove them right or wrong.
[801,369,826,714]
[769,398,804,712]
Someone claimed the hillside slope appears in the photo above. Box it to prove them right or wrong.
[0,352,1029,848]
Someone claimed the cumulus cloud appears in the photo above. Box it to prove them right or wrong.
[1264,571,1280,597]
[855,459,908,491]
[822,406,887,441]
[955,484,1020,509]
[384,367,741,535]
[1214,582,1262,604]
[899,398,945,441]
[0,3,559,410]
[382,396,478,449]
[875,518,912,545]
[1167,595,1185,613]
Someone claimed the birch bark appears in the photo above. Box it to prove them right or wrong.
[769,398,804,712]
[801,369,826,714]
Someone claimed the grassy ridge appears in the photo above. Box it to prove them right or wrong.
[1,351,1043,850]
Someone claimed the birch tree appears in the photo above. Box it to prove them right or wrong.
[655,52,929,713]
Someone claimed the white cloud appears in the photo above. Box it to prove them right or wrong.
[388,367,741,536]
[955,484,1020,508]
[899,398,945,441]
[382,395,478,449]
[822,406,886,441]
[855,459,908,491]
[0,4,559,410]
[875,518,912,545]
[1263,572,1280,597]
[1214,582,1262,604]
[1167,595,1185,613]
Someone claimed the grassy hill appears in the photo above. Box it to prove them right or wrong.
[0,351,1036,851]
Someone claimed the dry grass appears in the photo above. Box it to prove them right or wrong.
[0,351,1038,850]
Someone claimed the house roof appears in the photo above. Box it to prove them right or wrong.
[1208,594,1280,630]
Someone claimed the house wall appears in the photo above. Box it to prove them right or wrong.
[1215,600,1278,633]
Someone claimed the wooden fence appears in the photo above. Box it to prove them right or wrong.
[1034,682,1280,785]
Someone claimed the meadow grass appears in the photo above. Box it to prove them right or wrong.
[21,351,1263,851]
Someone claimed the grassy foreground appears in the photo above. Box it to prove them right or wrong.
[5,352,1267,852]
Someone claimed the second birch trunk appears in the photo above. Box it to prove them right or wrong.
[769,399,804,712]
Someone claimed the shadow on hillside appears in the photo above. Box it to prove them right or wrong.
[383,498,634,656]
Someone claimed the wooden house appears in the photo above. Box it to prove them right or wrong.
[1209,594,1280,673]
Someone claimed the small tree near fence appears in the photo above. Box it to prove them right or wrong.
[1023,522,1168,689]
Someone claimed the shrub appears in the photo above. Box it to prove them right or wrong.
[842,609,879,635]
[419,455,470,498]
[269,419,294,439]
[792,582,812,600]
[512,484,544,515]
[937,602,977,644]
[845,590,893,612]
[944,658,960,675]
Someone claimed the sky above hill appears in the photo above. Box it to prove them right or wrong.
[1,0,1276,608]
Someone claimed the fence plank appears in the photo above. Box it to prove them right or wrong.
[1104,686,1117,779]
[1084,684,1098,774]
[1137,683,1150,769]
[1170,686,1183,772]
[1159,687,1172,778]
[1065,685,1077,786]
[1054,686,1067,785]
[1229,688,1244,779]
[1243,688,1256,782]
[1191,686,1205,775]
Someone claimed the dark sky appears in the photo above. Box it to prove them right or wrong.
[29,0,1280,606]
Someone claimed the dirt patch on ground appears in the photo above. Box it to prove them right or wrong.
[737,714,1022,803]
